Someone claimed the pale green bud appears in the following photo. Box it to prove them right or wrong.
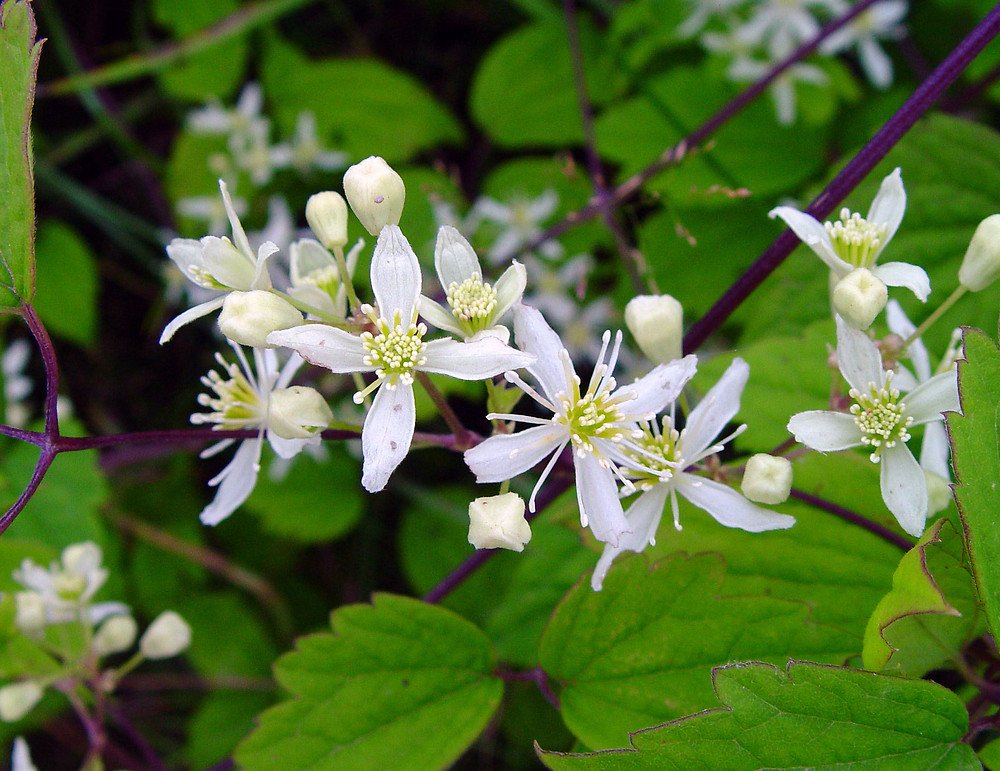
[268,386,333,440]
[14,593,46,635]
[343,156,405,236]
[305,191,349,250]
[740,453,793,505]
[925,470,952,516]
[0,682,43,722]
[958,214,1000,292]
[93,615,138,656]
[832,268,887,330]
[218,290,304,348]
[61,542,102,574]
[624,294,683,364]
[140,611,192,660]
[468,493,531,552]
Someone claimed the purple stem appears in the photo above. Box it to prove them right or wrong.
[22,303,61,437]
[789,488,913,552]
[683,5,1000,354]
[497,666,560,710]
[0,447,56,536]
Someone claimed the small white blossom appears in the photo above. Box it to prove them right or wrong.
[959,214,1000,292]
[176,189,248,237]
[271,112,349,176]
[741,453,793,504]
[821,1,908,89]
[187,82,264,138]
[788,315,959,536]
[677,0,746,38]
[523,253,593,326]
[739,0,843,59]
[139,611,192,660]
[230,117,283,186]
[2,339,33,428]
[625,294,684,364]
[471,191,563,264]
[727,55,827,125]
[468,493,532,551]
[288,237,362,319]
[268,226,535,493]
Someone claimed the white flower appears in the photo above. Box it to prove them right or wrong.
[465,303,698,547]
[678,0,745,38]
[770,168,930,301]
[271,112,349,176]
[523,253,593,326]
[591,359,795,590]
[230,117,283,186]
[268,226,536,493]
[176,188,248,237]
[12,542,128,629]
[739,0,843,59]
[468,493,532,551]
[187,82,264,137]
[727,56,827,125]
[139,611,192,659]
[470,191,563,264]
[288,238,362,319]
[787,315,959,536]
[191,344,324,525]
[418,225,526,342]
[2,339,33,428]
[161,180,279,344]
[821,1,908,89]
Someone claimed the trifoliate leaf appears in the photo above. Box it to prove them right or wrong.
[539,553,859,750]
[538,661,979,769]
[235,594,503,770]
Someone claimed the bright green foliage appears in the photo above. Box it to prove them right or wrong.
[979,736,1000,770]
[863,518,983,676]
[0,0,41,305]
[539,553,859,749]
[33,221,98,345]
[235,594,503,770]
[537,661,979,769]
[263,37,464,164]
[949,327,1000,643]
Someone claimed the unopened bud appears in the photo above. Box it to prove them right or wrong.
[268,386,333,440]
[624,294,683,364]
[0,682,43,722]
[343,156,405,236]
[14,593,46,634]
[218,290,303,348]
[468,493,531,552]
[140,611,192,660]
[925,470,952,516]
[61,542,102,575]
[305,191,349,249]
[93,615,138,656]
[832,268,887,329]
[958,214,1000,292]
[741,454,793,505]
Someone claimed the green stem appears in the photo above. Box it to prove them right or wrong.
[901,285,968,349]
[271,289,351,328]
[333,245,362,315]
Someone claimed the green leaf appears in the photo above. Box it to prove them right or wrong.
[263,36,464,164]
[235,594,503,770]
[0,0,42,305]
[538,661,979,769]
[539,553,859,749]
[33,221,98,345]
[863,518,983,676]
[186,691,275,769]
[949,327,1000,644]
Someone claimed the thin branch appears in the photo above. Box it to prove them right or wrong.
[415,372,473,449]
[22,303,61,437]
[0,447,56,536]
[497,666,560,710]
[789,488,913,551]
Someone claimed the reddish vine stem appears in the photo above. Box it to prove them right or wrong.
[497,666,561,710]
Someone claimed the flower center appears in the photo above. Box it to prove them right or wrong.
[361,311,427,388]
[299,265,341,298]
[446,274,497,331]
[825,208,888,268]
[556,388,628,454]
[849,372,913,462]
[187,265,227,290]
[190,354,265,429]
[53,572,87,601]
[628,418,681,489]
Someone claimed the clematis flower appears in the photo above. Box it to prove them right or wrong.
[191,344,329,525]
[820,1,908,89]
[288,237,362,319]
[591,358,795,591]
[161,180,279,344]
[418,225,526,342]
[739,0,843,59]
[769,168,930,301]
[725,56,827,126]
[187,82,264,139]
[787,315,959,536]
[270,111,349,176]
[470,190,563,264]
[268,225,535,493]
[464,303,698,547]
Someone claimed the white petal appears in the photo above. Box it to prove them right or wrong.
[88,601,131,625]
[267,431,315,460]
[201,237,256,290]
[423,337,535,380]
[266,324,370,373]
[528,189,559,221]
[621,355,699,420]
[920,421,951,480]
[769,206,850,275]
[787,410,862,451]
[867,168,906,250]
[872,262,930,302]
[464,424,566,483]
[678,358,746,457]
[166,238,207,278]
[893,366,919,393]
[771,79,796,126]
[371,225,421,321]
[200,439,261,525]
[361,383,415,493]
[12,737,37,771]
[678,475,796,531]
[905,370,960,425]
[435,225,481,289]
[159,296,226,344]
[290,238,336,286]
[220,179,253,259]
[591,485,669,591]
[575,451,630,547]
[880,443,927,537]
[836,314,884,392]
[492,260,527,321]
[250,241,279,290]
[417,295,465,337]
[885,300,931,382]
[859,37,893,89]
[513,303,572,403]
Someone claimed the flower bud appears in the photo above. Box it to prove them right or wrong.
[218,290,304,348]
[740,453,793,505]
[93,615,138,656]
[343,156,405,236]
[958,214,1000,292]
[0,682,43,722]
[832,268,887,330]
[624,294,683,364]
[14,592,46,634]
[140,611,192,660]
[61,542,102,575]
[305,191,349,250]
[468,493,531,552]
[925,470,952,516]
[268,386,333,440]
